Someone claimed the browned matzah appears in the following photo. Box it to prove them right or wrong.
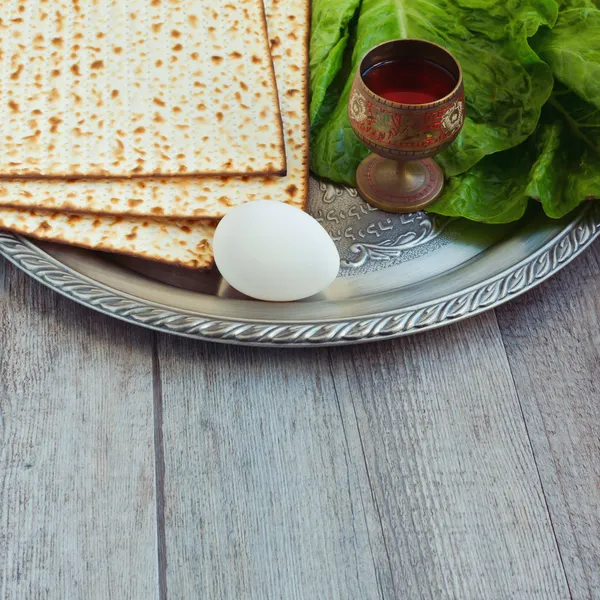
[0,0,307,217]
[0,207,217,268]
[0,0,309,269]
[0,0,284,177]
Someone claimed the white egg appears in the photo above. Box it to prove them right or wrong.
[213,201,340,301]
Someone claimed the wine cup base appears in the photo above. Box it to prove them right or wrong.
[356,154,445,213]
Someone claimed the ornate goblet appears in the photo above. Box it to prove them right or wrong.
[348,39,465,213]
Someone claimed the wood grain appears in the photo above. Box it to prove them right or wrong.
[156,339,385,600]
[0,260,157,600]
[156,312,570,599]
[328,313,570,599]
[2,238,599,600]
[496,241,600,600]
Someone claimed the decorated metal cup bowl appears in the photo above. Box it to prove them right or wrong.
[348,39,465,213]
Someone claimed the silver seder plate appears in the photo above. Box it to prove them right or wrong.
[1,177,599,346]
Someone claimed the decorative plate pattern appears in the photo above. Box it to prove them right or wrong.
[0,184,598,346]
[309,179,452,273]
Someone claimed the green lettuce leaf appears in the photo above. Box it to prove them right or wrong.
[532,4,600,108]
[426,143,532,224]
[309,0,558,185]
[309,0,362,126]
[428,89,600,223]
[526,90,600,217]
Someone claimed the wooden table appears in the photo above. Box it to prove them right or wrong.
[0,242,598,600]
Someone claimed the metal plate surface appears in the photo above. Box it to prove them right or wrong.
[0,177,598,346]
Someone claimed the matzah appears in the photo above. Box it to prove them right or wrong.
[0,0,284,177]
[0,208,216,269]
[0,0,309,269]
[0,0,307,218]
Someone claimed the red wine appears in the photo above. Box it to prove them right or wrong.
[363,58,456,104]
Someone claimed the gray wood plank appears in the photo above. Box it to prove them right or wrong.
[158,311,570,599]
[496,241,600,600]
[156,339,384,600]
[328,312,570,599]
[0,260,157,600]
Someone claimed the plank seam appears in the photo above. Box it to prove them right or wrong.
[152,332,168,600]
[494,311,575,600]
[327,351,386,600]
[328,349,396,599]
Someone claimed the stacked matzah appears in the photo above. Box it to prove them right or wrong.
[0,0,284,178]
[0,0,310,269]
